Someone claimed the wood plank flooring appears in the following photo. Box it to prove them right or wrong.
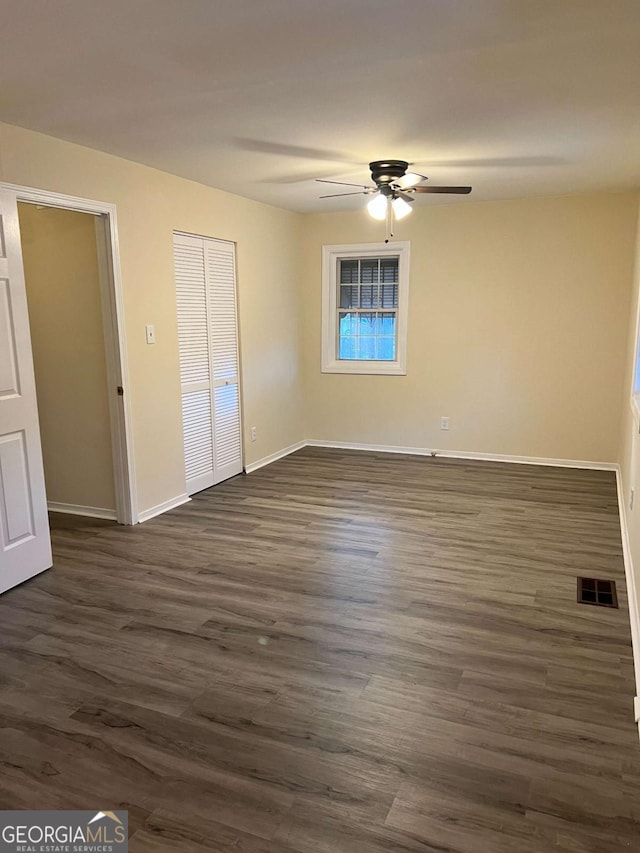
[1,447,639,851]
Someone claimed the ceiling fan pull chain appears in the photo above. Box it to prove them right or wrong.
[385,198,394,243]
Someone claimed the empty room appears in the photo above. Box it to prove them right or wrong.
[1,2,640,851]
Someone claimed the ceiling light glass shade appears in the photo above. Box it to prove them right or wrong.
[367,193,388,220]
[392,196,412,219]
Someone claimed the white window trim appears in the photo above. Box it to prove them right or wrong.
[321,241,410,375]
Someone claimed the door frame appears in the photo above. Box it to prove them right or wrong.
[0,182,137,524]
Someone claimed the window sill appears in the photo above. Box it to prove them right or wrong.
[322,360,406,376]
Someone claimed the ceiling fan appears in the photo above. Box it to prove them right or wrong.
[317,159,472,222]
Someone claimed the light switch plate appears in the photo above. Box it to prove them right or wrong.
[145,324,155,344]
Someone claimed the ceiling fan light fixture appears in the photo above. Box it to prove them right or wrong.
[367,193,388,220]
[392,196,412,219]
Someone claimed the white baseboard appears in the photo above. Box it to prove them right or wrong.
[47,502,117,521]
[137,493,191,524]
[243,437,617,474]
[614,467,640,740]
[245,440,306,474]
[305,439,617,471]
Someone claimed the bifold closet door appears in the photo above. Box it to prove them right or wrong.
[174,233,243,495]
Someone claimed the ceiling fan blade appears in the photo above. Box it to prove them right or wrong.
[316,179,371,189]
[395,189,415,203]
[394,172,428,190]
[319,191,369,198]
[411,186,472,194]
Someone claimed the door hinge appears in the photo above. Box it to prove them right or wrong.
[117,386,124,396]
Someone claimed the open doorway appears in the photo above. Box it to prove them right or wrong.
[18,203,117,519]
[0,185,135,594]
[0,182,137,530]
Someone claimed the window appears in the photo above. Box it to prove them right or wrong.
[322,241,410,375]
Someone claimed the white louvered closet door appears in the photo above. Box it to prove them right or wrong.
[204,239,243,484]
[174,233,243,495]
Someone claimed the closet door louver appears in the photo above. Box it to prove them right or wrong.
[174,234,242,495]
[205,239,243,484]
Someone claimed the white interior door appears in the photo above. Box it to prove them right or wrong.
[0,189,52,593]
[174,233,243,495]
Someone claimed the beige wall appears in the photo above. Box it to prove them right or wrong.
[18,203,116,511]
[300,193,638,462]
[0,121,305,515]
[618,199,640,694]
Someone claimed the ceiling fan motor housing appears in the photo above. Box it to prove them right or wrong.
[369,160,409,186]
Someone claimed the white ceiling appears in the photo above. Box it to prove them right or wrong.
[1,0,640,212]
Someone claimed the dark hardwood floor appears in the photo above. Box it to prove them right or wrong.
[1,447,639,851]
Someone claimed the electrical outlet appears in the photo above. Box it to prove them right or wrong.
[250,426,257,442]
[440,416,450,431]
